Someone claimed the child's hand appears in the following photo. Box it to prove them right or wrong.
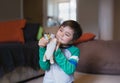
[38,37,48,47]
[56,40,61,50]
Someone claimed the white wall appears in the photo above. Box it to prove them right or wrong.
[0,0,23,21]
[99,0,114,40]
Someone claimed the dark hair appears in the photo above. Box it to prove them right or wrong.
[59,20,82,40]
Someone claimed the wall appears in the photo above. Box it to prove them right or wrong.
[77,0,120,40]
[0,0,43,24]
[77,0,99,38]
[98,0,114,40]
[23,0,43,24]
[114,0,120,40]
[0,0,22,21]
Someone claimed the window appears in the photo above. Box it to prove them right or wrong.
[46,0,77,27]
[58,0,76,23]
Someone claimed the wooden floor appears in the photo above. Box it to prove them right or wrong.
[26,72,120,83]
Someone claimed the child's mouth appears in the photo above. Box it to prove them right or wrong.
[56,35,63,43]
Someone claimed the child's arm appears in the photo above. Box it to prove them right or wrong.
[54,47,80,75]
[38,37,50,70]
[39,47,50,70]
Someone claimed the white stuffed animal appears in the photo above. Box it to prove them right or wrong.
[43,33,58,64]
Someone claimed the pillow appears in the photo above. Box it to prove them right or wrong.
[0,19,26,29]
[0,19,26,43]
[36,26,44,40]
[73,33,96,44]
[23,23,40,42]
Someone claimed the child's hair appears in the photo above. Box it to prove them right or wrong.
[59,20,82,40]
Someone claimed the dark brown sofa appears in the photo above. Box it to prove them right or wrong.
[76,40,120,75]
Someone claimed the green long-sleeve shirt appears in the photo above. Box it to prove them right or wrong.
[39,45,80,75]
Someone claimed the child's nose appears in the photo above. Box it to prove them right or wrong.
[60,32,64,37]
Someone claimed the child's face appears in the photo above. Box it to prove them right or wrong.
[56,26,74,44]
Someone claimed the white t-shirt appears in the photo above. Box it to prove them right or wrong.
[43,49,74,83]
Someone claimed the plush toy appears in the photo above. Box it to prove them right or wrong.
[43,33,58,64]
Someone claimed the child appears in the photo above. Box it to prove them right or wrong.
[38,20,82,83]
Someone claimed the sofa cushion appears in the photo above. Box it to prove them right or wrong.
[23,23,40,42]
[73,33,96,44]
[0,19,26,43]
[36,26,44,40]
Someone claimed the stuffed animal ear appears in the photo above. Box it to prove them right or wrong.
[44,33,51,40]
[50,33,55,38]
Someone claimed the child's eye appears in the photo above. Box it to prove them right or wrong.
[65,33,70,37]
[59,29,63,32]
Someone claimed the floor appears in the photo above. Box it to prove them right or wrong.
[26,76,43,83]
[26,72,120,83]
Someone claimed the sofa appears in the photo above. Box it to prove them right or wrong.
[0,19,44,83]
[74,40,120,83]
[76,40,120,75]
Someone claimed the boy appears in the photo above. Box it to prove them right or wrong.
[38,20,82,83]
